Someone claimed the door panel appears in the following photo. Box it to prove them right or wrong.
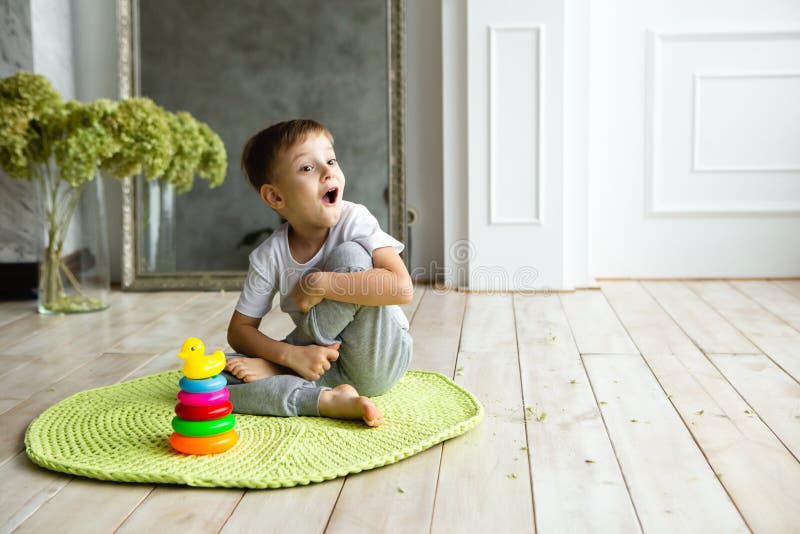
[589,1,800,277]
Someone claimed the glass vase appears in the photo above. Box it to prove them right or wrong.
[36,169,110,314]
[137,176,176,273]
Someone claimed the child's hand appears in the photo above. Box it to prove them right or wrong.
[286,342,340,381]
[293,272,326,313]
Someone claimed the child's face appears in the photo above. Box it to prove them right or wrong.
[261,132,345,228]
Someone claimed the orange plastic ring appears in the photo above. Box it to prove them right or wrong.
[169,429,239,455]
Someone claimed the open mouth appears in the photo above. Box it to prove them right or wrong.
[322,186,339,205]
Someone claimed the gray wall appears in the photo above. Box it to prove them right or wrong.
[139,0,389,271]
[0,0,36,263]
[71,0,444,282]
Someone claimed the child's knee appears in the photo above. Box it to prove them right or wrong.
[322,241,372,272]
[351,373,403,397]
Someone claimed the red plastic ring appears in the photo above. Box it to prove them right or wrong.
[174,401,233,421]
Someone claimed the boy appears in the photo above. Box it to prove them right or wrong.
[224,119,413,427]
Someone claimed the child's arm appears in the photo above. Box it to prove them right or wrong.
[301,246,413,308]
[227,310,340,380]
[227,310,294,366]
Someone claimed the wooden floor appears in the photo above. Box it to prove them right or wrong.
[0,280,799,533]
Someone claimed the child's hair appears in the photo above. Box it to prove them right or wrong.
[241,119,334,190]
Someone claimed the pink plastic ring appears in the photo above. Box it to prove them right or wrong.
[177,388,230,407]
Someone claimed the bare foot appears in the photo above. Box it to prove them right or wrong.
[224,357,284,383]
[319,384,383,427]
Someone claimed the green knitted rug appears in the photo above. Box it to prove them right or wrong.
[25,370,483,488]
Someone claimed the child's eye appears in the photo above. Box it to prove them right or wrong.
[300,165,312,172]
[328,159,337,166]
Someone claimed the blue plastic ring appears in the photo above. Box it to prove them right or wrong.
[179,374,227,393]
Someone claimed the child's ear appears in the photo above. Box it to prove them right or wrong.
[260,183,285,210]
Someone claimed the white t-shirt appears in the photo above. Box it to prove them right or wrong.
[235,200,409,331]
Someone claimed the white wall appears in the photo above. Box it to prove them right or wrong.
[31,0,75,100]
[69,0,442,284]
[406,0,444,281]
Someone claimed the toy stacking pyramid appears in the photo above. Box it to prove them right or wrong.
[169,337,238,455]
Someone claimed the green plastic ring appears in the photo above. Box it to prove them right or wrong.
[171,414,236,437]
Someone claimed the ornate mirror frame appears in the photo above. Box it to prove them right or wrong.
[117,0,407,290]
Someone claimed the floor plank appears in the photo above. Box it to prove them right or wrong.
[583,353,748,533]
[324,289,467,534]
[3,292,159,355]
[13,479,150,534]
[430,294,535,533]
[641,281,758,354]
[0,299,36,328]
[0,353,38,381]
[3,282,798,532]
[602,281,800,533]
[402,288,467,377]
[710,353,800,460]
[0,452,69,532]
[256,294,295,343]
[774,280,800,301]
[730,281,800,333]
[684,281,800,382]
[431,350,533,533]
[558,290,639,354]
[110,291,236,353]
[514,293,640,533]
[0,292,127,352]
[220,479,342,534]
[116,487,243,532]
[399,283,426,323]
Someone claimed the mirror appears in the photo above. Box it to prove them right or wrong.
[117,0,407,289]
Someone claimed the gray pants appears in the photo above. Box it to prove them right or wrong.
[223,241,413,417]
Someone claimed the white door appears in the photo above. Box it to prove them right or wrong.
[464,0,567,290]
[589,1,800,277]
[444,0,592,291]
[443,0,799,290]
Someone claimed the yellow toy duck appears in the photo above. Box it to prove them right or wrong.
[178,337,226,379]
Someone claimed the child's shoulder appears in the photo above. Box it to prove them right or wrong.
[339,199,375,222]
[334,200,384,235]
[247,221,289,272]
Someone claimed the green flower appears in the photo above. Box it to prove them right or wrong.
[163,111,205,192]
[54,99,121,186]
[197,121,227,188]
[0,71,63,179]
[0,72,227,192]
[101,97,175,180]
